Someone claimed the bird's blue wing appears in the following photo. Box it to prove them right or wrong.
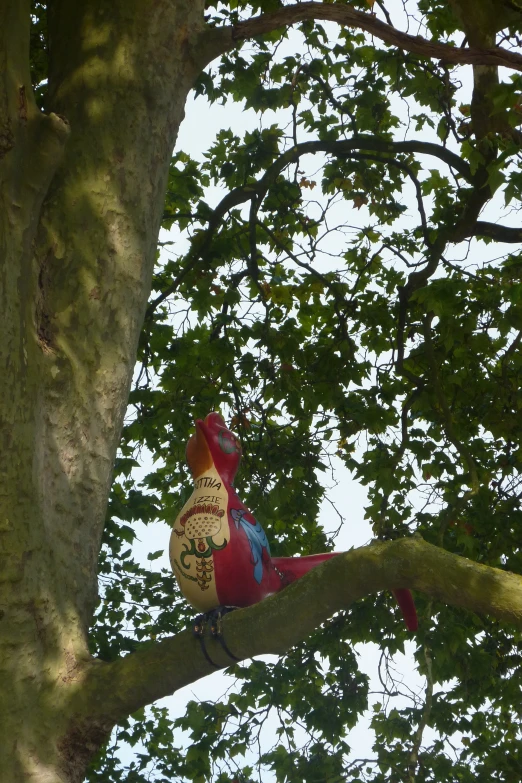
[231,509,270,584]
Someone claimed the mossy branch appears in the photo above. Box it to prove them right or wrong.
[81,536,522,728]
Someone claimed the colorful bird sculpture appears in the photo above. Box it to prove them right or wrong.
[170,412,418,633]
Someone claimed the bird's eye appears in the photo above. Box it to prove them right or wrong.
[218,430,239,454]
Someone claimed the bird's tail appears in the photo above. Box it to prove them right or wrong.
[391,588,418,632]
[270,553,418,632]
[270,552,338,588]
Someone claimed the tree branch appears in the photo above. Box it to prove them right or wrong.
[408,643,434,783]
[82,536,522,727]
[147,135,467,319]
[346,151,431,244]
[146,185,258,318]
[422,313,480,494]
[247,137,473,197]
[203,2,522,72]
[471,221,522,243]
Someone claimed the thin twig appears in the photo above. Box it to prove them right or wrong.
[422,313,480,494]
[408,643,434,782]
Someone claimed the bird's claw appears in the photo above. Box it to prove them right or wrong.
[210,607,240,662]
[193,614,205,638]
[192,607,239,667]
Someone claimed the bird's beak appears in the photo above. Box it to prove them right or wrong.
[195,418,209,444]
[186,419,213,477]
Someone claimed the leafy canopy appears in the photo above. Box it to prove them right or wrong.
[31,1,522,781]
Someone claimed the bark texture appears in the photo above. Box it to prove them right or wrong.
[0,1,210,780]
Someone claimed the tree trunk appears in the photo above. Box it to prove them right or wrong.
[0,1,210,780]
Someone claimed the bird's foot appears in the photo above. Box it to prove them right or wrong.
[210,606,240,662]
[192,606,239,667]
[193,613,219,668]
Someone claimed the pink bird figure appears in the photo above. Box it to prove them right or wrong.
[169,413,418,653]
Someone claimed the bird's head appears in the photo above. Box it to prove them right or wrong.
[186,412,242,483]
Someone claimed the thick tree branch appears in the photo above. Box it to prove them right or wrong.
[471,221,522,243]
[82,536,522,727]
[202,2,522,72]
